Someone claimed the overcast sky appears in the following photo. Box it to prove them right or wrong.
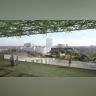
[0,29,96,46]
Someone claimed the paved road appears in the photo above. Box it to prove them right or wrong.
[4,54,96,70]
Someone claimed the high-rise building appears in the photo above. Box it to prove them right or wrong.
[46,38,53,48]
[66,44,68,47]
[46,38,53,53]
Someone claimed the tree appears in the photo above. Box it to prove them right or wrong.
[0,20,96,37]
[1,20,96,65]
[79,54,90,62]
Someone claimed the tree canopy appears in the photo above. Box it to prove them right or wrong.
[0,20,96,37]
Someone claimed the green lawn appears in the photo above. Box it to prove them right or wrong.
[0,59,96,77]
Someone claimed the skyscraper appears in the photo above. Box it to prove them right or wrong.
[46,38,53,53]
[46,38,53,48]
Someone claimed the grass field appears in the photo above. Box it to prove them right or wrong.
[0,59,96,77]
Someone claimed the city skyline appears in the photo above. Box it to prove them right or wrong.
[0,29,96,46]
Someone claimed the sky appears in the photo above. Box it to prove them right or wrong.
[0,29,96,46]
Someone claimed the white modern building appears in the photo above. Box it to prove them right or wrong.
[34,46,47,54]
[46,38,53,52]
[46,38,53,48]
[23,45,48,54]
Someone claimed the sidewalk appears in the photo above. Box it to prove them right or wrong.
[4,54,96,70]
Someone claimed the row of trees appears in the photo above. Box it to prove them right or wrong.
[49,48,96,62]
[0,20,96,37]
